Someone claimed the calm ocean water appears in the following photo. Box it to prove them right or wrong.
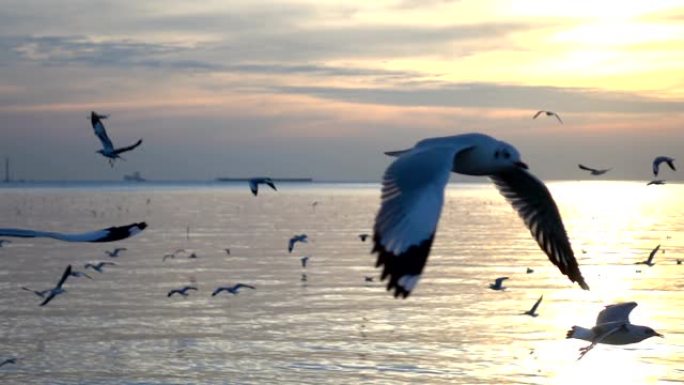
[0,181,682,384]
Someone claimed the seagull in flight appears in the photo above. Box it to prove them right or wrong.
[523,295,543,317]
[533,110,563,124]
[167,286,198,297]
[526,267,534,274]
[162,248,187,262]
[69,269,93,280]
[652,156,676,177]
[0,239,11,247]
[373,133,588,298]
[364,276,374,282]
[90,111,143,166]
[635,244,660,267]
[0,358,16,368]
[40,265,72,306]
[0,222,147,243]
[288,234,308,253]
[489,277,509,291]
[647,179,666,186]
[84,261,116,273]
[300,255,310,268]
[578,164,611,176]
[567,302,662,360]
[211,283,255,296]
[224,248,231,255]
[105,247,127,257]
[358,233,370,242]
[249,177,277,196]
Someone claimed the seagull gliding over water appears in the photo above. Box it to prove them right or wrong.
[523,295,543,317]
[489,277,509,291]
[578,164,611,176]
[372,133,588,298]
[288,234,308,253]
[105,247,127,257]
[249,177,277,196]
[40,265,72,306]
[652,156,676,177]
[533,110,563,124]
[635,244,660,267]
[211,283,255,296]
[567,302,662,360]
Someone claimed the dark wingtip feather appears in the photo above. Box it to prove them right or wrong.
[372,233,434,299]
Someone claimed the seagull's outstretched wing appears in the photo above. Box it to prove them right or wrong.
[0,222,147,243]
[249,180,259,196]
[647,244,660,264]
[494,277,509,286]
[56,265,72,288]
[552,112,563,124]
[235,283,256,290]
[40,291,58,306]
[266,180,277,191]
[596,302,637,324]
[91,116,114,151]
[529,295,543,314]
[113,139,143,155]
[373,145,469,298]
[578,164,596,172]
[490,168,589,290]
[533,111,544,119]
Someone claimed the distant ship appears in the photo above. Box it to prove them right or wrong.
[123,171,146,182]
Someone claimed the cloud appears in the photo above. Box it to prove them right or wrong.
[273,83,684,114]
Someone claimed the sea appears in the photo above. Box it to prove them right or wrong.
[0,181,682,385]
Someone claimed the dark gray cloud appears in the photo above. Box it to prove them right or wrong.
[274,83,684,114]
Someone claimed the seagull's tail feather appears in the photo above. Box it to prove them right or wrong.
[566,326,594,341]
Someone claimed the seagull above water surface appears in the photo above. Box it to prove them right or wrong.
[288,234,308,253]
[523,295,543,317]
[489,277,509,291]
[84,261,116,273]
[373,133,588,298]
[652,156,676,177]
[567,302,662,360]
[578,164,611,176]
[211,284,255,296]
[0,358,16,368]
[635,244,660,267]
[249,177,277,196]
[105,247,127,257]
[647,179,666,186]
[90,111,143,166]
[0,222,147,243]
[168,286,198,297]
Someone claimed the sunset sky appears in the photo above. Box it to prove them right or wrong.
[1,0,683,181]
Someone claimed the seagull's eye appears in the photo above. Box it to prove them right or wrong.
[503,151,510,159]
[494,150,500,158]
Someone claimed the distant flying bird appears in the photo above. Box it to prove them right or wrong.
[211,283,255,296]
[0,358,16,368]
[224,248,231,255]
[40,265,72,306]
[578,164,611,176]
[249,177,277,196]
[533,110,563,124]
[105,247,127,257]
[358,233,370,242]
[300,255,310,268]
[84,261,116,273]
[635,244,660,267]
[526,267,534,274]
[0,222,147,243]
[677,259,682,265]
[69,270,93,280]
[167,286,198,297]
[0,239,11,247]
[489,277,509,291]
[652,156,676,177]
[523,295,543,317]
[567,302,662,360]
[373,133,588,298]
[301,273,308,282]
[364,276,374,282]
[90,111,143,166]
[647,179,666,186]
[187,252,198,259]
[162,248,186,262]
[21,287,50,298]
[288,234,308,253]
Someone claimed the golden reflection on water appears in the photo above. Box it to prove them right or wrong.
[0,181,682,384]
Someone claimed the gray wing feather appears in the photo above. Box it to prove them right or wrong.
[490,168,589,290]
[596,302,637,324]
[93,121,114,151]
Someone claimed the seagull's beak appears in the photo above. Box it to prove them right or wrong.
[655,332,664,338]
[514,161,528,169]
